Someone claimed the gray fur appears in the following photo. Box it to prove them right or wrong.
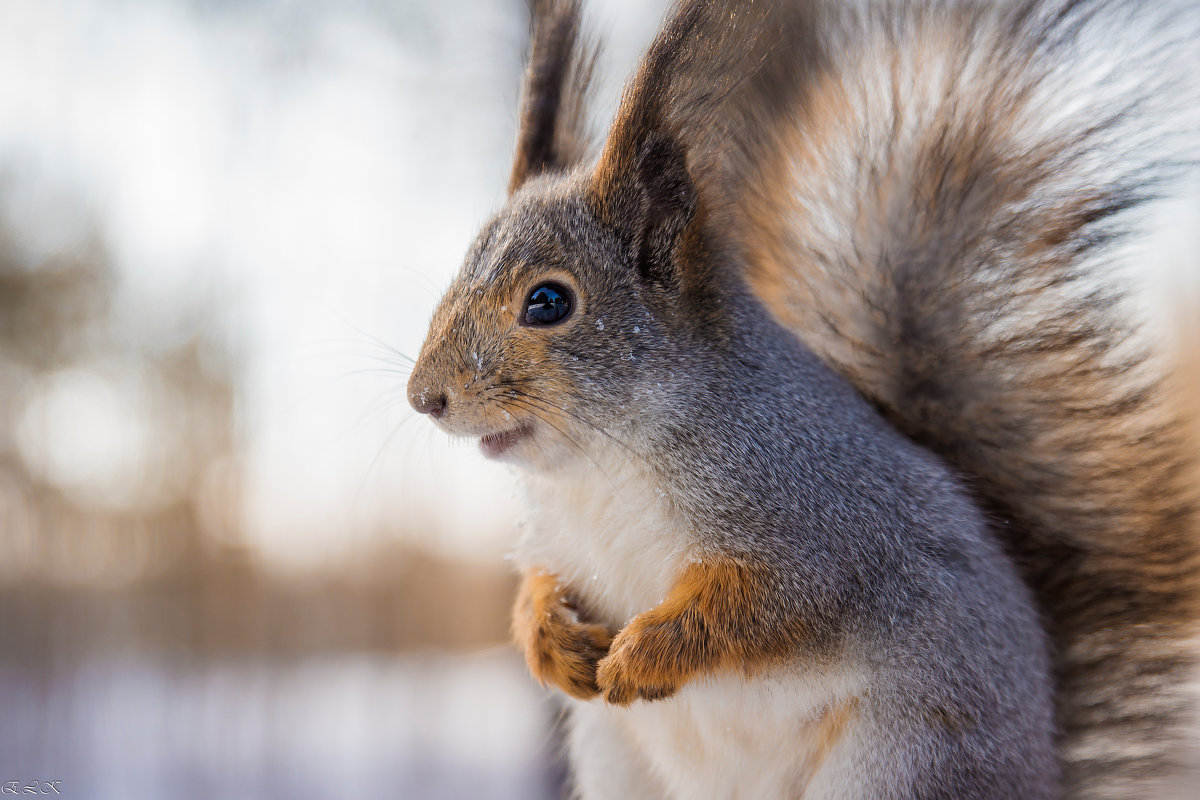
[411,0,1200,796]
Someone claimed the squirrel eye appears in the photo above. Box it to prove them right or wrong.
[523,283,572,326]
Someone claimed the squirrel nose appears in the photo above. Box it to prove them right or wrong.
[410,390,447,418]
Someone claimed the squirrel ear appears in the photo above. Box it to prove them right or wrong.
[508,0,598,195]
[590,131,698,291]
[629,133,697,289]
[588,1,709,291]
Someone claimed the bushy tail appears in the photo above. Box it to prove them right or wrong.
[721,1,1200,794]
[547,0,1199,792]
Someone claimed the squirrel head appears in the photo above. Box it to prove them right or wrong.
[406,131,708,467]
[408,0,757,467]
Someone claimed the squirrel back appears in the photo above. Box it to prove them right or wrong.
[410,0,1200,796]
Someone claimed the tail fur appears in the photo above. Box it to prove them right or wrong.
[725,1,1200,795]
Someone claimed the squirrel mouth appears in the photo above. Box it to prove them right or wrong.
[480,423,534,458]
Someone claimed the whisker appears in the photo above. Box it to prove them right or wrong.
[497,397,589,456]
[316,336,418,364]
[362,409,423,486]
[336,366,415,381]
[335,319,418,365]
[354,386,416,431]
[496,396,626,493]
[503,386,640,458]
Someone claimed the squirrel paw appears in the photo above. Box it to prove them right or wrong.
[512,569,614,700]
[596,614,690,706]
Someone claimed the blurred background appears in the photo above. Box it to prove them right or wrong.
[0,0,667,797]
[0,1,1197,799]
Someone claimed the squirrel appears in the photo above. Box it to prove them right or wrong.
[407,1,1200,798]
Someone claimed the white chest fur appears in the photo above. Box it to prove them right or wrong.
[513,454,865,799]
[570,670,866,800]
[515,454,689,629]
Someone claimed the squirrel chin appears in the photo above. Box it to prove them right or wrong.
[479,422,535,460]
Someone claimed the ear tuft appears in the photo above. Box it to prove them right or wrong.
[508,0,598,195]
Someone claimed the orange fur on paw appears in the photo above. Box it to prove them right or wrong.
[596,559,794,706]
[596,610,693,705]
[512,568,615,700]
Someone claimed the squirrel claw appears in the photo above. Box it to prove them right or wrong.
[595,617,687,706]
[513,569,615,700]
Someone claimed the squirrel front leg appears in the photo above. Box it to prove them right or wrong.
[597,559,799,706]
[512,568,615,700]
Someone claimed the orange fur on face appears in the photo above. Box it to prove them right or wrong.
[406,256,590,466]
[512,568,615,700]
[596,559,801,705]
